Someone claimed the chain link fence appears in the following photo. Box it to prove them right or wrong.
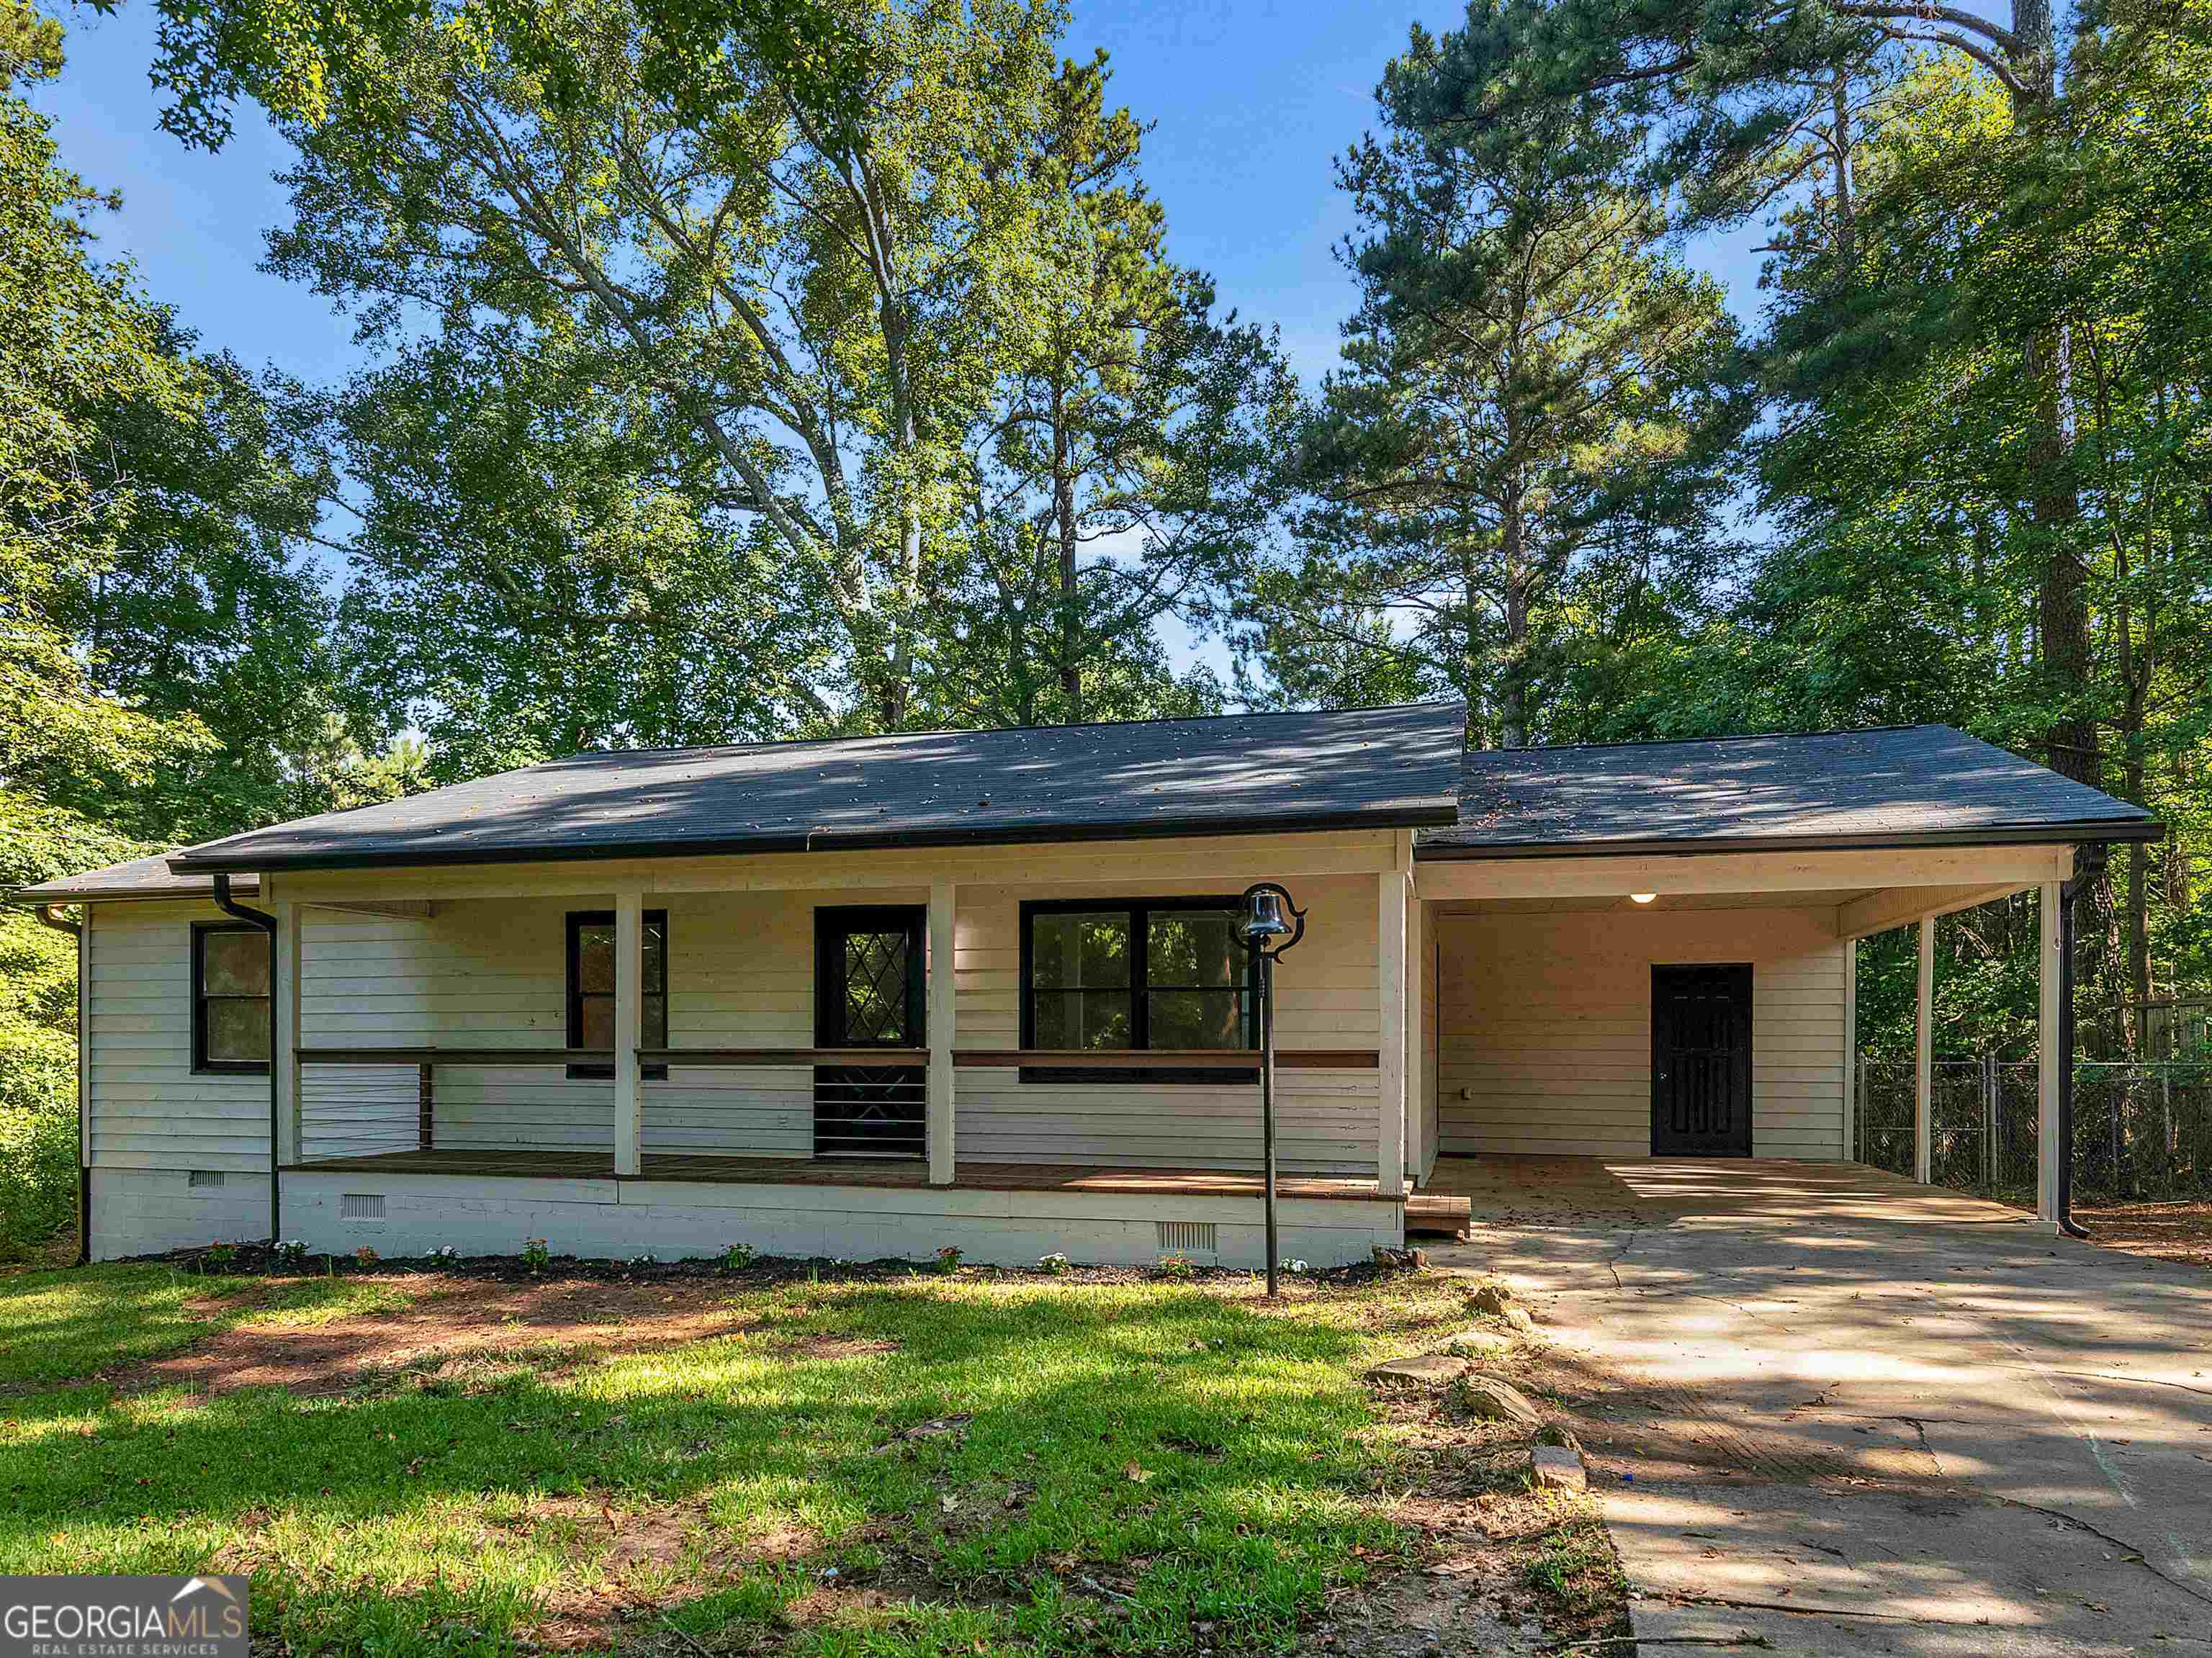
[1856,1056,2212,1201]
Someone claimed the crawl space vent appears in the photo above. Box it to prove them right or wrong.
[1155,1220,1217,1257]
[339,1192,387,1221]
[186,1170,225,1190]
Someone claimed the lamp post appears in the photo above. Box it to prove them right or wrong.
[1242,881,1306,1297]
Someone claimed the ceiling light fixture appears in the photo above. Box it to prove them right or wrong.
[1629,892,1658,904]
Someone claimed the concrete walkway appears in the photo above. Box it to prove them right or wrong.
[1426,1158,2212,1656]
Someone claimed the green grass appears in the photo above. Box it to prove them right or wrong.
[0,1266,420,1388]
[0,1265,1462,1656]
[1517,1510,1624,1621]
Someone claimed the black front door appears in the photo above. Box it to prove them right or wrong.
[1650,963,1753,1157]
[814,907,927,1158]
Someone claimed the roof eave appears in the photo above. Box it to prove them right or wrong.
[8,878,249,906]
[1413,817,2164,862]
[167,803,1462,876]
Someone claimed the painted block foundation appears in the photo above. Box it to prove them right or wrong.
[279,1171,1403,1269]
[90,1166,274,1261]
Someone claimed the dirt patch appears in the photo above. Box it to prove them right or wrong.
[2077,1199,2212,1270]
[1292,1333,1630,1657]
[109,1277,761,1397]
[516,1495,827,1652]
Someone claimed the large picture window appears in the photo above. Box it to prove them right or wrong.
[1020,898,1256,1081]
[567,911,667,1078]
[192,922,270,1073]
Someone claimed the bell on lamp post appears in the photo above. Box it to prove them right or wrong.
[1241,881,1305,1297]
[1244,887,1292,942]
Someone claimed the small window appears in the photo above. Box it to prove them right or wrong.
[1020,898,1256,1082]
[566,911,668,1078]
[192,922,270,1074]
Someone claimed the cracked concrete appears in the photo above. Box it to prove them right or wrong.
[1426,1157,2212,1657]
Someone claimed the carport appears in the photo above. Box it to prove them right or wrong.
[1428,1153,2212,1654]
[1405,726,2159,1231]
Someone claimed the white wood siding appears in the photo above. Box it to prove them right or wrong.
[952,873,1380,1174]
[1435,906,1847,1159]
[287,860,1384,1176]
[84,901,270,1174]
[299,893,833,1161]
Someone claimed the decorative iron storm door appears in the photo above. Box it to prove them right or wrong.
[813,907,927,1158]
[1650,963,1754,1157]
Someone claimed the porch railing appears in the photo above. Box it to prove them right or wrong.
[293,1044,1383,1168]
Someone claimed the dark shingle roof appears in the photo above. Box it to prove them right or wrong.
[14,852,256,904]
[168,702,1470,874]
[1421,725,2157,857]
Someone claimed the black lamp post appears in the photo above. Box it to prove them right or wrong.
[1242,881,1306,1297]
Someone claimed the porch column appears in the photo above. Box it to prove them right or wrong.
[2038,879,2062,1227]
[1841,940,1857,1161]
[273,898,302,1167]
[613,887,642,1176]
[927,880,956,1186]
[1915,914,1934,1184]
[1377,862,1408,1199]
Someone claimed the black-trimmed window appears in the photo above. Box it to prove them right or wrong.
[192,922,270,1074]
[566,911,668,1079]
[1020,898,1256,1082]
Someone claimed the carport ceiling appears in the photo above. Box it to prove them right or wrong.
[1439,890,1874,914]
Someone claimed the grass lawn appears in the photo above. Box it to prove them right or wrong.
[0,1261,1472,1657]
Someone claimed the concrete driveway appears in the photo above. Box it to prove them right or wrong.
[1426,1158,2212,1656]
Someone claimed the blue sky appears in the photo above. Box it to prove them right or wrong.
[30,0,1773,679]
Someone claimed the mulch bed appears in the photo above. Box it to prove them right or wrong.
[130,1238,1421,1289]
[2075,1199,2212,1270]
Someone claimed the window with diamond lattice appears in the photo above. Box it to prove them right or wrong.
[842,931,912,1044]
[814,907,927,1157]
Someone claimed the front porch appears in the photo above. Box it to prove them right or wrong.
[284,1145,1395,1200]
[258,830,1419,1268]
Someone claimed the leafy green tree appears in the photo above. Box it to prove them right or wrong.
[1719,16,2212,1047]
[40,338,359,842]
[249,0,1118,733]
[927,50,1295,728]
[1393,0,2106,785]
[0,4,214,819]
[1241,7,1745,746]
[322,335,835,778]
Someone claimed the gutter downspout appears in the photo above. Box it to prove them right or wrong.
[211,874,281,1245]
[2054,844,2106,1240]
[34,904,89,1266]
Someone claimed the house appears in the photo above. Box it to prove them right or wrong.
[16,703,2156,1268]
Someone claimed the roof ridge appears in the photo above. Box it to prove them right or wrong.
[550,698,1468,764]
[1461,723,1938,758]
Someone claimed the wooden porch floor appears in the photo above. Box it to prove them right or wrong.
[285,1148,1398,1204]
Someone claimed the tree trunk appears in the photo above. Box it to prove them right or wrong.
[1829,73,1856,265]
[1053,377,1082,723]
[1500,491,1530,749]
[2009,0,2098,792]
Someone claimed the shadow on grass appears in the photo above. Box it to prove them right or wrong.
[0,1276,1451,1657]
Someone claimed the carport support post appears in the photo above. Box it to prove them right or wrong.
[1915,915,1935,1184]
[2038,879,2062,1229]
[614,888,642,1177]
[927,880,956,1186]
[1841,942,1856,1161]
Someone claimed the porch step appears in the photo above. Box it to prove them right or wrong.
[1406,1193,1473,1238]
